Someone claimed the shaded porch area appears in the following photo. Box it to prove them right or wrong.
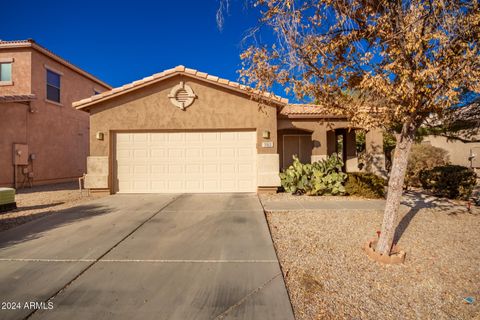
[277,118,385,176]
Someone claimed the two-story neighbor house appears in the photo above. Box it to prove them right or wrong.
[0,39,111,187]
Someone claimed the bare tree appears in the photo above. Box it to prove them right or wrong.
[229,0,479,255]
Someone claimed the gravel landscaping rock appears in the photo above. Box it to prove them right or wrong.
[0,182,106,232]
[265,199,480,319]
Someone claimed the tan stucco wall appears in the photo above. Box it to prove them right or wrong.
[0,49,32,94]
[0,47,109,187]
[87,75,279,191]
[277,118,352,157]
[0,103,27,185]
[422,135,480,168]
[278,118,385,174]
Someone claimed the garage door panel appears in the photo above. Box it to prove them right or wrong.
[151,165,167,174]
[238,164,254,174]
[168,180,184,191]
[238,147,255,157]
[186,148,202,158]
[116,164,132,175]
[202,132,220,142]
[116,149,131,159]
[203,180,219,190]
[167,132,185,144]
[133,133,148,142]
[186,134,202,143]
[115,131,256,193]
[150,148,167,158]
[220,164,235,173]
[150,134,167,143]
[168,148,185,158]
[220,148,235,158]
[133,149,149,159]
[204,164,218,174]
[133,165,149,175]
[186,164,202,174]
[151,180,166,189]
[203,148,219,158]
[168,164,184,174]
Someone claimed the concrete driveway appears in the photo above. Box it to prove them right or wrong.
[0,194,294,320]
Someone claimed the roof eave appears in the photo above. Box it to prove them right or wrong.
[279,113,348,119]
[75,71,287,111]
[0,41,111,90]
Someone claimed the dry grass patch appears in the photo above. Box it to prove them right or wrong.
[267,205,480,319]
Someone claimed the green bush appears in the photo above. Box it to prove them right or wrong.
[405,144,449,188]
[419,165,477,199]
[279,154,347,196]
[345,172,386,198]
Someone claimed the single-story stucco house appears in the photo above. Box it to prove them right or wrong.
[74,65,385,194]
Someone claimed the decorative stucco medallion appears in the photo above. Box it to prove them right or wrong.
[168,81,197,110]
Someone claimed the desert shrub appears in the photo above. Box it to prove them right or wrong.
[345,172,386,198]
[419,165,477,199]
[404,144,449,188]
[280,154,347,195]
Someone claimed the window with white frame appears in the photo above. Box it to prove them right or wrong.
[0,62,12,82]
[46,69,61,103]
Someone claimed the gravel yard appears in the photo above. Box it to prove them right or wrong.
[265,194,480,320]
[0,182,106,232]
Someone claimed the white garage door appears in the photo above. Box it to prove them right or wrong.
[115,131,257,193]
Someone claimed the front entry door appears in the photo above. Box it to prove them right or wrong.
[282,134,313,169]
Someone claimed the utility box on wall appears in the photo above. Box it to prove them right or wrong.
[13,144,29,165]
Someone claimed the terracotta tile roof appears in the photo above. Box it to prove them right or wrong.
[73,65,289,110]
[280,104,324,114]
[279,104,344,118]
[0,39,111,89]
[0,94,36,103]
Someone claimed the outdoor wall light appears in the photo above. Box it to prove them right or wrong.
[262,130,270,139]
[96,132,104,141]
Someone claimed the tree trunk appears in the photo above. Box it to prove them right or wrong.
[376,122,416,255]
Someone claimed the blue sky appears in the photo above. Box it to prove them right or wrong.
[0,0,274,91]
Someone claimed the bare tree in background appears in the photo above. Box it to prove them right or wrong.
[219,0,480,256]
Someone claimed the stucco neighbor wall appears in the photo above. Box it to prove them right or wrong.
[86,75,279,192]
[0,102,28,185]
[422,135,480,169]
[0,47,109,187]
[0,49,32,94]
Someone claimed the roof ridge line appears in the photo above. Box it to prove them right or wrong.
[0,39,111,89]
[73,66,289,110]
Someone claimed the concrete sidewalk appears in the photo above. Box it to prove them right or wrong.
[261,198,386,211]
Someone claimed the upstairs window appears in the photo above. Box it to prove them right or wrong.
[0,63,12,82]
[46,69,61,103]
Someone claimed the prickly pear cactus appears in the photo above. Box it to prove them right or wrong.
[280,154,347,195]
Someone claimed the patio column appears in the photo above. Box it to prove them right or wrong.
[311,124,328,163]
[345,130,359,172]
[365,128,386,176]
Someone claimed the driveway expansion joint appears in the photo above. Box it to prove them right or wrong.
[214,273,282,320]
[23,194,183,320]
